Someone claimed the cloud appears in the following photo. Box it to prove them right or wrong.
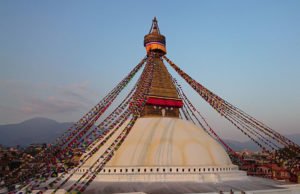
[58,81,98,105]
[0,79,101,123]
[20,96,84,114]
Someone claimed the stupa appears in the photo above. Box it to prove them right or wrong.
[25,17,300,194]
[64,18,299,194]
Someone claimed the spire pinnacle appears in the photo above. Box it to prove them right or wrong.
[149,17,160,34]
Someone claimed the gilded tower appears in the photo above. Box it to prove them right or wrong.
[141,17,183,117]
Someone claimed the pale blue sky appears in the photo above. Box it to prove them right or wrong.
[0,1,299,140]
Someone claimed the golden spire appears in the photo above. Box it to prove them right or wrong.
[141,18,182,118]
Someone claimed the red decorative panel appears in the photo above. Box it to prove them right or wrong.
[146,97,183,108]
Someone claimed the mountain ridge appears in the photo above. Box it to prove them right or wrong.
[0,117,299,150]
[0,117,72,147]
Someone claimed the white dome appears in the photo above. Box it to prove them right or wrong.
[106,117,232,167]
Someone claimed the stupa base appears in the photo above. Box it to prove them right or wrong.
[69,177,300,194]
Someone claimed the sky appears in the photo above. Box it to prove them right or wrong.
[0,0,299,140]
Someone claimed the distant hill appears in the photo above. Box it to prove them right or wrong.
[0,117,299,150]
[224,133,300,151]
[223,139,260,151]
[0,117,72,147]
